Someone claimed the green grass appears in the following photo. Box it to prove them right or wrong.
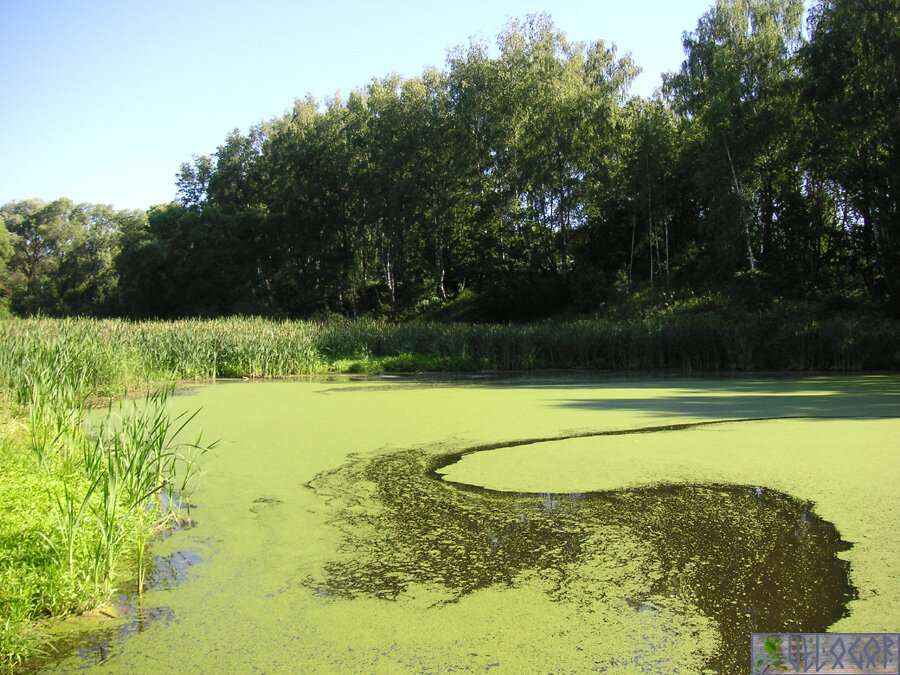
[315,312,899,372]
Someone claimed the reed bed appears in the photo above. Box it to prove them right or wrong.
[0,313,896,389]
[314,313,898,372]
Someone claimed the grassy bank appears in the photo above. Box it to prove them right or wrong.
[1,310,898,669]
[0,334,213,671]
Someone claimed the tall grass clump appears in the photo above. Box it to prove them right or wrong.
[1,384,213,670]
[127,317,323,379]
[0,317,326,390]
[3,310,896,388]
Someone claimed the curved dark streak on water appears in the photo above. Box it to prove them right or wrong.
[428,414,896,483]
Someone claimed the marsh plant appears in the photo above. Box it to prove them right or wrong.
[0,346,213,671]
[40,388,214,594]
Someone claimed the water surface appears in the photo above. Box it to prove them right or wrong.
[42,374,899,673]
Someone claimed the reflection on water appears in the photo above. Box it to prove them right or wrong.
[140,548,203,594]
[308,438,856,674]
[42,606,176,669]
[25,547,202,672]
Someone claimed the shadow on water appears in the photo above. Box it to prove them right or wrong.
[307,421,857,674]
[555,392,900,419]
[534,373,900,419]
[316,371,900,418]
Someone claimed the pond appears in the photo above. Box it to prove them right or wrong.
[42,374,900,673]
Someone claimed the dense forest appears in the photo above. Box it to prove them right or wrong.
[1,0,897,321]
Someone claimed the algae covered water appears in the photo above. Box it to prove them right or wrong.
[42,375,899,673]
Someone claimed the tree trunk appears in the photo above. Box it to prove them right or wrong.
[629,199,636,285]
[663,169,670,284]
[434,216,447,301]
[725,140,756,273]
[383,256,397,321]
[865,170,900,296]
[647,154,654,289]
[561,190,570,280]
[872,207,899,296]
[665,217,670,285]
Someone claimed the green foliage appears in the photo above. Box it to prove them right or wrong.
[0,199,146,318]
[755,636,789,673]
[0,218,12,280]
[118,6,885,319]
[801,0,900,296]
[176,155,213,209]
[666,0,809,280]
[2,6,899,319]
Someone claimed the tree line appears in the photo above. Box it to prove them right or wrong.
[1,0,897,320]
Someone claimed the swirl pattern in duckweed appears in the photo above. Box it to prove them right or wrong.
[308,440,855,674]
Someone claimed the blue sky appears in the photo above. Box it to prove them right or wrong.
[2,0,759,211]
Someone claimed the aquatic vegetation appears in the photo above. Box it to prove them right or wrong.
[308,441,854,674]
[32,376,890,674]
[1,319,897,672]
